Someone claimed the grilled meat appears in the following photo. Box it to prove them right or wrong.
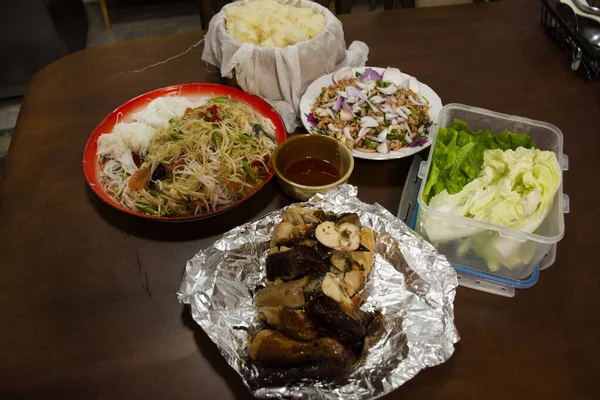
[248,329,350,367]
[266,246,330,282]
[249,208,381,384]
[257,306,320,341]
[254,277,308,309]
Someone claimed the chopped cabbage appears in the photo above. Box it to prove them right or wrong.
[423,147,561,270]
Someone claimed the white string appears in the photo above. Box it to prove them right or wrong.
[117,38,205,75]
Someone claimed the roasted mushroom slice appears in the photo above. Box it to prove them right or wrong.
[315,221,361,251]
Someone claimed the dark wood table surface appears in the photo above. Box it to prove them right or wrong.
[1,1,598,399]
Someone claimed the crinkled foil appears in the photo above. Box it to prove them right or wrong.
[178,185,459,399]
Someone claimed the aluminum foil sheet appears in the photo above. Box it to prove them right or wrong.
[178,185,459,399]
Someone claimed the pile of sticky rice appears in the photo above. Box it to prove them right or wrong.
[225,0,326,48]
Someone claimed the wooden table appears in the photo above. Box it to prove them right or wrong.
[1,1,598,399]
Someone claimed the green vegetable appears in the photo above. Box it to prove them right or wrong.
[364,139,379,149]
[240,189,247,196]
[239,132,251,141]
[422,147,561,270]
[136,204,159,215]
[386,134,403,141]
[422,119,536,204]
[211,132,221,146]
[375,79,391,88]
[208,97,229,103]
[355,71,361,78]
[391,128,398,133]
[243,160,256,180]
[168,118,182,127]
[409,107,418,118]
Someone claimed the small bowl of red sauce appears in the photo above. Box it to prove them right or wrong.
[272,134,354,201]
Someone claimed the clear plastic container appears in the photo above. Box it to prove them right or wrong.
[415,104,570,280]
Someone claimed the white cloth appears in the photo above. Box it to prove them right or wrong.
[202,0,369,131]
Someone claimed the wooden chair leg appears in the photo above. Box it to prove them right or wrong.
[100,0,111,30]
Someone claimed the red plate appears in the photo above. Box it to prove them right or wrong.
[82,83,287,221]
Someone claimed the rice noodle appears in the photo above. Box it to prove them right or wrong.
[98,99,276,217]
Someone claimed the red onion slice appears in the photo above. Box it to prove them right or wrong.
[366,135,390,144]
[409,95,427,106]
[394,108,409,119]
[356,126,371,141]
[377,142,389,154]
[360,68,382,82]
[326,108,336,120]
[377,85,398,95]
[340,109,354,121]
[332,96,344,112]
[341,100,354,114]
[343,127,354,141]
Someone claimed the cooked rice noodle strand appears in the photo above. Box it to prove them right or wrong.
[99,99,276,217]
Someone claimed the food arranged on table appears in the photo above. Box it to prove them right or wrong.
[248,207,383,385]
[79,0,568,397]
[83,84,286,220]
[300,67,443,160]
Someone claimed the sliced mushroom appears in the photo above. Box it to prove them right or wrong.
[315,221,361,251]
[315,221,339,249]
[338,223,361,251]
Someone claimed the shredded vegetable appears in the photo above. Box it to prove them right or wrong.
[98,99,276,217]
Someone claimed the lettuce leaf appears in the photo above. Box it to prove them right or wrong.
[422,119,537,204]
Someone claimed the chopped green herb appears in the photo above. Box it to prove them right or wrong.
[239,132,250,141]
[410,107,418,118]
[386,134,404,141]
[211,132,221,146]
[355,71,361,78]
[391,128,398,133]
[375,79,391,88]
[208,97,228,103]
[240,189,247,196]
[136,203,158,216]
[364,139,379,149]
[168,118,182,127]
[119,173,125,180]
[243,160,256,181]
[422,95,430,104]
